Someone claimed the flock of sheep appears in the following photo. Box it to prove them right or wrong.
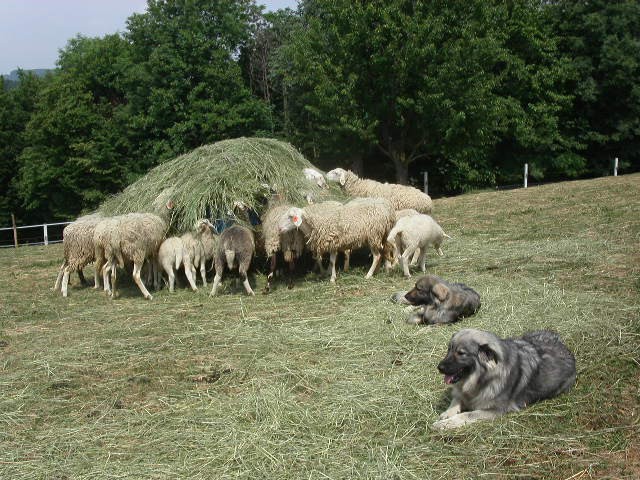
[52,167,450,299]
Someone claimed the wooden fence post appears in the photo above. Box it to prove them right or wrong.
[423,171,429,195]
[11,213,18,248]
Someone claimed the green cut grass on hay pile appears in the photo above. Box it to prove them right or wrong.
[98,137,347,233]
[1,174,639,479]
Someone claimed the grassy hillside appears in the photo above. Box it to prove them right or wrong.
[1,174,638,479]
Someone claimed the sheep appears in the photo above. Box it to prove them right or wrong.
[180,219,214,288]
[387,214,451,277]
[157,236,185,292]
[53,213,103,297]
[278,197,395,283]
[200,220,218,274]
[97,201,173,299]
[261,202,306,292]
[210,225,256,296]
[303,167,328,189]
[325,168,433,213]
[395,208,420,222]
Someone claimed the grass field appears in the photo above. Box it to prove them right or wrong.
[1,174,639,479]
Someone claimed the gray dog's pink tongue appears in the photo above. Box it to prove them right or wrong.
[444,374,456,384]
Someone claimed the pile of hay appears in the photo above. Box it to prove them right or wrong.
[99,137,346,232]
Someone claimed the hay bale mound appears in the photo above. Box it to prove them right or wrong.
[99,137,346,233]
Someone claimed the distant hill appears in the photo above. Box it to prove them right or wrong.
[1,69,53,90]
[3,69,52,81]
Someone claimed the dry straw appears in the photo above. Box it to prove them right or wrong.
[99,137,346,233]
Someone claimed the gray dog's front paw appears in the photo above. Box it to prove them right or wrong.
[432,415,466,430]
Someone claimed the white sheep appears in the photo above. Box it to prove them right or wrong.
[325,168,433,213]
[180,218,214,288]
[261,202,306,292]
[200,220,218,273]
[278,197,395,283]
[97,202,172,299]
[303,167,328,189]
[157,236,186,292]
[387,214,451,277]
[53,213,103,297]
[210,225,256,296]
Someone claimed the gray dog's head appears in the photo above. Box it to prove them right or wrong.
[437,329,503,385]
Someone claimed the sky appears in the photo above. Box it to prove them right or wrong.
[0,0,299,75]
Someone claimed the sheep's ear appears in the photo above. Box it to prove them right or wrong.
[339,170,347,186]
[292,213,303,227]
[432,283,449,302]
[166,200,175,210]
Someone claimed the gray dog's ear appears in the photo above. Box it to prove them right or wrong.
[432,283,449,302]
[478,343,499,368]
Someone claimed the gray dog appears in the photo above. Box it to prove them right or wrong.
[432,328,576,430]
[392,275,481,325]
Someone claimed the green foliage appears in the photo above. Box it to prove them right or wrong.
[546,0,640,176]
[0,71,44,225]
[15,35,134,223]
[124,0,272,168]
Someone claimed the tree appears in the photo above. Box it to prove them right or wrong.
[16,35,134,222]
[0,71,43,225]
[125,0,272,167]
[272,0,569,187]
[546,0,640,176]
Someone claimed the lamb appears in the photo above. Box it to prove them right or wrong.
[157,236,186,292]
[303,168,328,189]
[261,202,306,292]
[53,213,102,297]
[387,214,451,277]
[325,168,433,213]
[97,201,173,299]
[278,197,395,283]
[180,219,215,288]
[199,220,218,273]
[210,225,256,296]
[395,208,420,222]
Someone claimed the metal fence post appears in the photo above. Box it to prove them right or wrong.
[43,224,49,246]
[524,163,528,188]
[423,171,429,195]
[614,157,618,176]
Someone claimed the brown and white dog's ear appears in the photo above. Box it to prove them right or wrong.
[478,343,500,368]
[432,283,449,302]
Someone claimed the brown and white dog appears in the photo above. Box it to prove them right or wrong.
[401,275,481,325]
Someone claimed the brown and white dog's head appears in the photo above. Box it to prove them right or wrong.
[404,275,449,306]
[437,329,503,387]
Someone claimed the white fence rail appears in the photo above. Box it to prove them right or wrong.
[0,221,71,248]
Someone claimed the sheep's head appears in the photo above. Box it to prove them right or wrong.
[279,207,304,233]
[303,168,328,189]
[325,168,348,186]
[195,218,214,233]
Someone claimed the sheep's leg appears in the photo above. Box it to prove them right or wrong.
[241,269,255,296]
[343,250,351,272]
[329,251,338,283]
[53,261,66,291]
[77,269,88,286]
[418,250,427,273]
[210,273,222,296]
[400,247,417,278]
[61,267,71,297]
[94,257,104,289]
[436,243,444,257]
[264,255,277,293]
[183,258,198,291]
[102,262,112,295]
[110,261,118,298]
[365,249,382,279]
[168,268,176,292]
[314,254,325,274]
[286,258,295,289]
[199,261,207,287]
[410,248,421,266]
[132,262,153,300]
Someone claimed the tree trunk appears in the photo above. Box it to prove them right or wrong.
[350,155,364,176]
[391,152,409,185]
